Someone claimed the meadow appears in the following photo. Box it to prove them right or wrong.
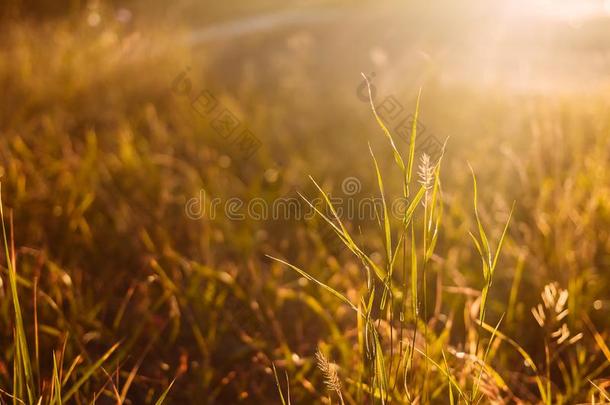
[1,1,610,403]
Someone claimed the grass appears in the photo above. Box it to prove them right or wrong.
[269,94,519,403]
[0,184,174,404]
[1,4,610,404]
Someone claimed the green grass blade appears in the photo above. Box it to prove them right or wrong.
[369,144,392,269]
[468,231,487,278]
[267,255,360,313]
[62,342,120,401]
[297,191,384,281]
[490,202,516,275]
[414,347,467,402]
[441,351,454,405]
[406,88,422,188]
[0,184,34,404]
[304,179,387,280]
[153,378,176,405]
[468,165,491,267]
[52,352,62,405]
[361,73,405,174]
[403,186,426,227]
[373,330,389,404]
[272,363,288,405]
[410,223,418,320]
[473,314,504,401]
[479,321,547,403]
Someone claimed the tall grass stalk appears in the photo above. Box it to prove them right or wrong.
[1,184,35,405]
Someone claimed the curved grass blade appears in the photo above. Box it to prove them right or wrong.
[369,145,392,269]
[468,165,491,271]
[414,347,468,403]
[479,321,547,403]
[490,202,516,276]
[361,73,405,174]
[472,314,504,401]
[267,255,360,313]
[304,178,387,281]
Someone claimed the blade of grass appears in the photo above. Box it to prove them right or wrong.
[361,73,405,174]
[52,353,62,405]
[272,363,289,405]
[468,165,491,270]
[490,202,516,276]
[406,88,422,191]
[267,256,359,313]
[479,321,547,403]
[441,351,454,405]
[472,314,504,401]
[299,180,386,281]
[62,342,120,402]
[589,379,610,402]
[0,184,35,404]
[414,347,468,403]
[153,378,176,405]
[369,145,392,273]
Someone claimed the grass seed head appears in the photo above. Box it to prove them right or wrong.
[315,349,342,395]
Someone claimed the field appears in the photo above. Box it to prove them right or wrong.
[1,0,610,403]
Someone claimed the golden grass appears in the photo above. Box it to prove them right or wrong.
[1,10,610,404]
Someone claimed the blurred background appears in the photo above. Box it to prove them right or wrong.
[1,0,610,403]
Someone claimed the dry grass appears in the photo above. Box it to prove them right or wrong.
[1,4,610,404]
